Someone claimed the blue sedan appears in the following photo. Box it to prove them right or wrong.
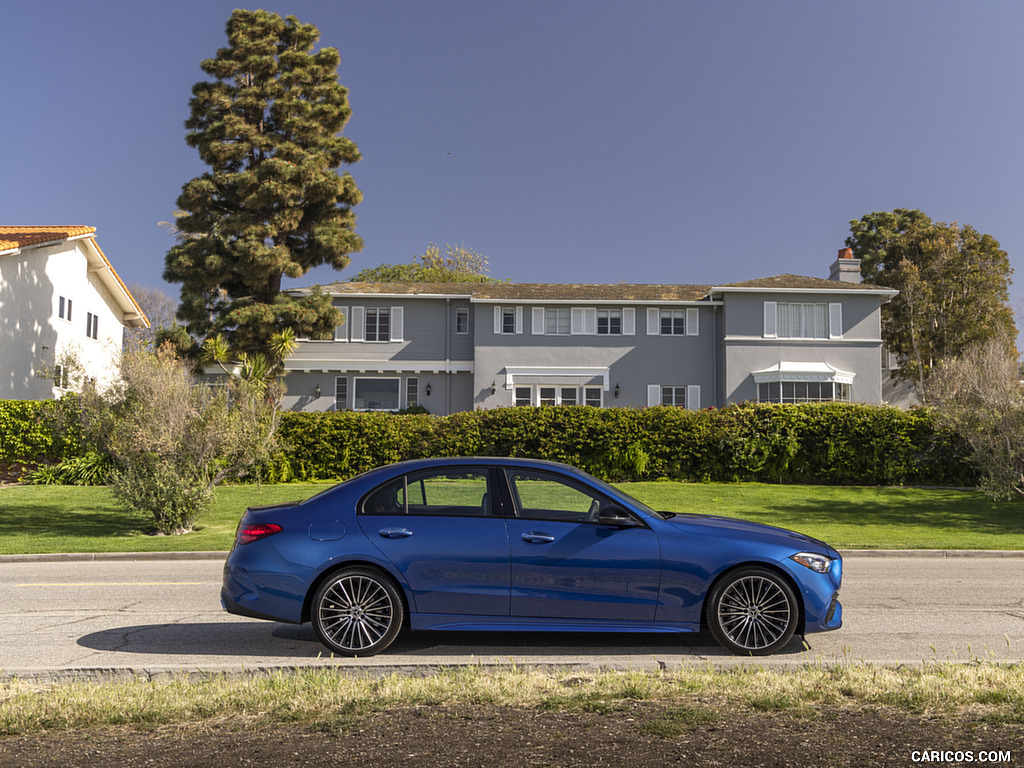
[222,457,842,656]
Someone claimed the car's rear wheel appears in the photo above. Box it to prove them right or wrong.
[707,566,798,655]
[311,567,404,656]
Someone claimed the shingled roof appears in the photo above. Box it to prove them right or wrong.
[294,274,893,301]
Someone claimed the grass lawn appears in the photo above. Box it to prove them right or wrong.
[1,481,1022,555]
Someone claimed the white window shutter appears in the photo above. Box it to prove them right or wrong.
[350,306,365,342]
[532,307,545,335]
[494,306,502,334]
[583,307,597,335]
[829,303,843,339]
[390,306,404,342]
[763,302,777,339]
[647,384,661,407]
[647,308,660,335]
[687,385,701,411]
[686,307,699,336]
[622,307,635,335]
[334,306,348,341]
[571,307,584,335]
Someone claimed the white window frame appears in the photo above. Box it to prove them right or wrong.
[406,377,419,408]
[764,302,842,340]
[455,307,470,335]
[334,306,349,341]
[596,308,622,335]
[495,306,523,335]
[647,307,699,336]
[335,376,349,410]
[583,386,603,407]
[58,296,73,322]
[647,384,701,410]
[353,377,402,411]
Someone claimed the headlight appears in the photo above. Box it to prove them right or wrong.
[790,552,833,574]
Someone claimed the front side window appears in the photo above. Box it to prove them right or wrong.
[354,378,400,410]
[506,469,608,523]
[455,307,470,334]
[86,312,99,340]
[406,377,419,408]
[58,296,73,321]
[365,308,391,342]
[584,387,603,407]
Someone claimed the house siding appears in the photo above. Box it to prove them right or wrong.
[281,272,896,416]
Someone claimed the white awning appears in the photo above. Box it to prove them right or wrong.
[752,361,855,385]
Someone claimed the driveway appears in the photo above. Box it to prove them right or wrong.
[1,553,1022,680]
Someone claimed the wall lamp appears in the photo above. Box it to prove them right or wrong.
[425,383,431,396]
[614,383,620,399]
[314,384,321,398]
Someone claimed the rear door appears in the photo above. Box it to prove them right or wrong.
[358,467,510,616]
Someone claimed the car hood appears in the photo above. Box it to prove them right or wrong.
[663,512,836,554]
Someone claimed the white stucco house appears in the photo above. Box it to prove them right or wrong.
[0,226,149,399]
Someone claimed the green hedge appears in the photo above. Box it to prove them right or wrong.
[270,403,976,487]
[0,399,83,464]
[1,399,976,487]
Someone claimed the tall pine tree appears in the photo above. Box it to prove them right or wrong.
[164,9,362,356]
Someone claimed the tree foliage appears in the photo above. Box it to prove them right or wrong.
[846,209,1016,394]
[163,9,362,357]
[77,346,282,534]
[927,337,1024,500]
[350,244,501,283]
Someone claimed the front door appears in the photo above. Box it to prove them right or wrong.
[504,469,661,621]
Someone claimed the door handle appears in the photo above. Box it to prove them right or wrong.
[379,528,413,539]
[521,532,555,544]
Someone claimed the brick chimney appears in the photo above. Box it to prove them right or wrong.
[829,247,862,283]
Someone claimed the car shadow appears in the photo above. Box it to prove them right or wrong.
[78,622,809,658]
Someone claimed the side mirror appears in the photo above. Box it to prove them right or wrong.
[598,506,640,528]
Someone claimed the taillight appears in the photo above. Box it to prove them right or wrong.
[235,522,283,546]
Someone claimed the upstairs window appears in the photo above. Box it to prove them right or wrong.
[365,308,390,342]
[86,312,99,340]
[764,302,842,340]
[597,309,622,335]
[58,296,73,322]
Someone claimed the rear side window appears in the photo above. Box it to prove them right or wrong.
[362,469,492,517]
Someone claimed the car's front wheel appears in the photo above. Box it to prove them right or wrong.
[706,566,799,655]
[311,567,404,656]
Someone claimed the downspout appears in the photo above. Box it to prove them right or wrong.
[445,298,452,415]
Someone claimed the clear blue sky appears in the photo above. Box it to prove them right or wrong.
[4,0,1023,316]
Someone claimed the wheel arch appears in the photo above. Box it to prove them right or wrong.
[701,560,806,636]
[301,559,411,626]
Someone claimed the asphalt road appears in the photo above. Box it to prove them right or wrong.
[1,553,1022,680]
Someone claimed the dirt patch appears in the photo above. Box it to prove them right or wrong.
[2,703,1022,767]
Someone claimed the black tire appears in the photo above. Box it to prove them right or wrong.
[311,567,404,656]
[706,566,799,655]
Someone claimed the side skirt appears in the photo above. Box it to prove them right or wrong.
[409,614,699,634]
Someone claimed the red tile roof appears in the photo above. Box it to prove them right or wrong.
[0,225,97,252]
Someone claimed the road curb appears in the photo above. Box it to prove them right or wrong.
[3,549,1024,563]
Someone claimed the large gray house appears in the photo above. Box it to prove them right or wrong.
[282,249,899,415]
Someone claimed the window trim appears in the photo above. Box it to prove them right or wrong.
[353,376,402,411]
